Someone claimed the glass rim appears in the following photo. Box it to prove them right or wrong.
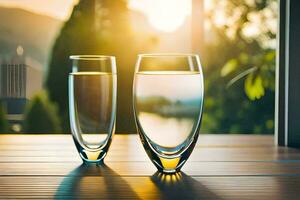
[138,53,199,58]
[69,55,115,60]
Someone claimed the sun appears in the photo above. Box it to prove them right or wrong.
[129,0,191,33]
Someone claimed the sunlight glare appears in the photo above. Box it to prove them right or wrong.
[0,0,78,20]
[129,0,191,32]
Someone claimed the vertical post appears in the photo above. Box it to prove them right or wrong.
[275,0,288,146]
[276,0,300,147]
[192,0,204,54]
[286,0,300,147]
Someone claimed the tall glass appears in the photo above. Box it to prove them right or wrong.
[69,55,117,164]
[133,54,204,173]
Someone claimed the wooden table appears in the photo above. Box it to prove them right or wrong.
[0,134,300,199]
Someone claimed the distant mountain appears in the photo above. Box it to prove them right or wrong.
[0,7,63,70]
[0,6,191,71]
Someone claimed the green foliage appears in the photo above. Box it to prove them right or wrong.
[201,0,276,134]
[23,91,61,133]
[221,59,238,77]
[46,0,154,132]
[245,74,265,100]
[217,0,277,100]
[0,104,9,133]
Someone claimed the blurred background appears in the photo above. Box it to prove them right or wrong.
[0,0,277,134]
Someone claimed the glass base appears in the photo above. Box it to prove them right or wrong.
[159,168,180,174]
[153,156,186,174]
[79,149,107,164]
[136,124,201,174]
[72,134,113,164]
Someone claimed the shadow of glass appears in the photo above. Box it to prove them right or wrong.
[55,164,139,199]
[151,172,223,200]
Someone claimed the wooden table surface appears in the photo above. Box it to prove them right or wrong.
[0,134,300,199]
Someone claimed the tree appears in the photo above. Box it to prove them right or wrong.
[200,0,277,134]
[0,104,9,133]
[46,0,154,132]
[23,91,61,133]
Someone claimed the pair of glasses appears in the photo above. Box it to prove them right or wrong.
[69,54,204,173]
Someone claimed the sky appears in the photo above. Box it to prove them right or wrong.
[0,0,78,20]
[0,0,191,32]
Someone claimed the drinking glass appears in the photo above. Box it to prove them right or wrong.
[69,55,117,163]
[133,54,204,173]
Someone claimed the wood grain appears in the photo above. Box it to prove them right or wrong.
[0,134,299,199]
[0,176,300,200]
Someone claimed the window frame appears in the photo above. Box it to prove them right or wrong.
[276,0,300,147]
